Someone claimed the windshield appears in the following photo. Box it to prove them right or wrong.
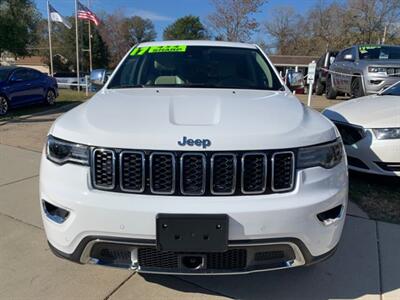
[108,45,283,90]
[0,69,11,82]
[381,81,400,96]
[359,45,400,60]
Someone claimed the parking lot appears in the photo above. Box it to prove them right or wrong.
[0,97,399,300]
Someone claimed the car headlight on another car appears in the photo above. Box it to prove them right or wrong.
[372,128,400,140]
[297,139,344,169]
[368,66,387,73]
[46,135,89,165]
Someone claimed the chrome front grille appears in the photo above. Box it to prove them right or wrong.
[91,149,296,196]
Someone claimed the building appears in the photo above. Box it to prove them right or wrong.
[269,55,319,78]
[0,54,49,74]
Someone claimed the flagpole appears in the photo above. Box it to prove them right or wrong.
[46,0,54,76]
[75,0,81,92]
[88,0,92,72]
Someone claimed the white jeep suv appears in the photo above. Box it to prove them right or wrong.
[40,41,348,274]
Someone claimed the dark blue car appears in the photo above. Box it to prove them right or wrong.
[0,66,58,116]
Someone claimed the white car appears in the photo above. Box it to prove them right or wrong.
[323,81,400,176]
[53,72,87,90]
[40,41,348,274]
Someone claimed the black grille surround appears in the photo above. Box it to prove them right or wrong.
[333,122,365,145]
[91,148,296,196]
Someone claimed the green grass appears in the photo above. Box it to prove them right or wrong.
[0,89,93,122]
[349,171,400,224]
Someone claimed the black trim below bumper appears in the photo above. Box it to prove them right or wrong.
[48,235,339,270]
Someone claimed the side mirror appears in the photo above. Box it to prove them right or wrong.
[344,54,354,61]
[90,69,107,86]
[287,71,304,91]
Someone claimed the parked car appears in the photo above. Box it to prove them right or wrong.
[314,50,338,95]
[326,44,400,99]
[0,66,58,116]
[41,41,348,274]
[53,72,87,90]
[323,81,400,176]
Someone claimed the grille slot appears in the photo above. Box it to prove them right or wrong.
[150,153,175,195]
[92,149,115,190]
[180,153,206,195]
[272,152,295,192]
[120,151,145,192]
[241,153,267,194]
[211,153,237,195]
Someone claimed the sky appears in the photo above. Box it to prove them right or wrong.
[34,0,321,40]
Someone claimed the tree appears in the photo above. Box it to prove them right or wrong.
[98,11,131,66]
[208,0,266,42]
[98,11,156,67]
[0,0,40,57]
[163,15,208,40]
[347,0,400,44]
[264,6,299,55]
[124,16,156,44]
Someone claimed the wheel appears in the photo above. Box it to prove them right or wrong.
[45,89,56,106]
[0,96,9,116]
[351,77,365,98]
[325,76,337,99]
[315,78,324,95]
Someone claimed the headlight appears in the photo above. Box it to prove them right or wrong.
[372,128,400,140]
[46,135,89,165]
[368,66,387,73]
[298,139,344,169]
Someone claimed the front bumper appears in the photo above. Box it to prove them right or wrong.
[48,235,339,275]
[364,75,400,94]
[40,154,348,273]
[345,129,400,176]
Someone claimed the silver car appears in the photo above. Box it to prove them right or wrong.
[326,44,400,99]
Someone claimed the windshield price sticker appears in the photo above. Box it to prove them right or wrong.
[130,45,187,56]
[359,45,381,54]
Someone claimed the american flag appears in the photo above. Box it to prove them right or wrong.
[77,1,100,26]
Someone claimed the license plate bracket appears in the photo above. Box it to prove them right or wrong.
[156,214,228,252]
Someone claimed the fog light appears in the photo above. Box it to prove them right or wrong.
[42,200,70,224]
[370,80,382,85]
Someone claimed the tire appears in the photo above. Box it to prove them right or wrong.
[0,96,9,116]
[325,76,337,99]
[45,89,56,106]
[315,78,325,95]
[351,77,365,98]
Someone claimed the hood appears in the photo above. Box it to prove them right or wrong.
[323,95,400,128]
[50,88,337,150]
[360,59,400,67]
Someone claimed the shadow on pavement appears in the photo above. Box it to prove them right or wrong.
[141,216,386,300]
[0,101,82,125]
